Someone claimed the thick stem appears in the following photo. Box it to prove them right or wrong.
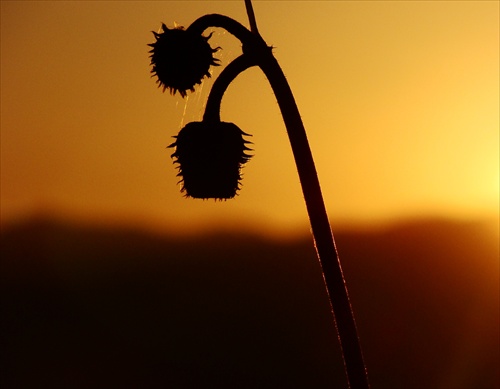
[190,12,369,389]
[257,51,370,389]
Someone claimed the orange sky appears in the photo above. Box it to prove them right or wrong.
[1,1,498,234]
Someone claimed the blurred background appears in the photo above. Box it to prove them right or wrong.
[1,1,499,388]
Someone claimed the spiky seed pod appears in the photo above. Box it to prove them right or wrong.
[169,121,253,199]
[148,23,219,97]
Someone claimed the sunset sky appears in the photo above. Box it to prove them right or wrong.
[1,1,498,234]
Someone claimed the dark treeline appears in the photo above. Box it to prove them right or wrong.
[1,217,498,388]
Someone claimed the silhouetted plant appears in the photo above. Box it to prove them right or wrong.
[149,1,369,388]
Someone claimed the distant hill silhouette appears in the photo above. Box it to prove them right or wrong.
[1,217,498,388]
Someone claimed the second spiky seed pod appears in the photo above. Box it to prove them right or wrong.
[170,121,253,199]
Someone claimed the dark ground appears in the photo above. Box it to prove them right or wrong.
[1,217,498,388]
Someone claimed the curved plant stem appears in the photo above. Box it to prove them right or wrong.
[204,54,256,123]
[191,11,369,389]
[188,14,254,46]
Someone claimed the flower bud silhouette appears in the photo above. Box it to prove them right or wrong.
[149,23,219,97]
[169,121,252,199]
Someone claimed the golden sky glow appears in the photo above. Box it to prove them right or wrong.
[1,1,498,233]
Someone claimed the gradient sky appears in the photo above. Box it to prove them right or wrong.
[1,1,498,234]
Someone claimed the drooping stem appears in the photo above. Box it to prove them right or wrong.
[188,14,254,46]
[204,54,256,123]
[194,13,369,389]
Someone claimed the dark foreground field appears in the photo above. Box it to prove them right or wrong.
[1,217,498,388]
